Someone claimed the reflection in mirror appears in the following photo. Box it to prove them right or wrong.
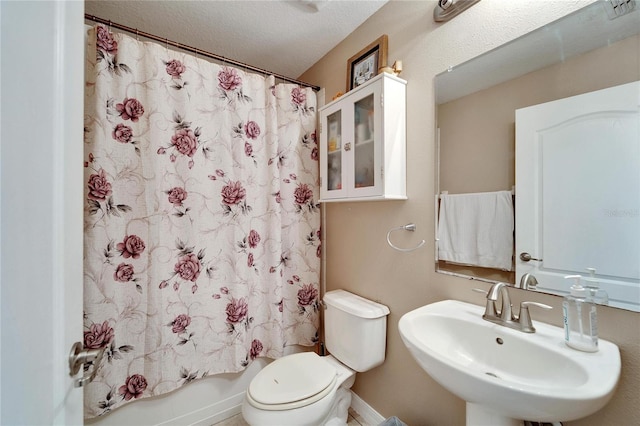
[434,1,640,311]
[515,81,639,311]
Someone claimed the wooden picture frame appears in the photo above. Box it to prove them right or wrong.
[346,35,388,91]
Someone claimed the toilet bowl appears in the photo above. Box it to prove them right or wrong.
[241,353,355,426]
[241,290,390,426]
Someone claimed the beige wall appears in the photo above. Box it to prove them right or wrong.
[300,1,640,425]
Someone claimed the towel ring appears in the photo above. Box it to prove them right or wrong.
[387,223,426,252]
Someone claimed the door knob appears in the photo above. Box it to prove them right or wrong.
[68,341,105,388]
[520,252,543,262]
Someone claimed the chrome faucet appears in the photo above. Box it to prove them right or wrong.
[485,282,513,322]
[518,273,538,290]
[474,283,552,333]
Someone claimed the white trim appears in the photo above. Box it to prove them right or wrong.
[350,391,385,425]
[53,1,86,423]
[144,387,383,426]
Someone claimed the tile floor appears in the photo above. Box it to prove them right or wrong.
[213,407,366,426]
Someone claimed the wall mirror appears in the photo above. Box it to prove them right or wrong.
[435,1,640,312]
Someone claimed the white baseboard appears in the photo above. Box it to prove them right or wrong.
[153,389,383,426]
[350,391,385,426]
[156,392,245,426]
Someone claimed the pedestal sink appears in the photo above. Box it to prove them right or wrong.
[398,300,620,425]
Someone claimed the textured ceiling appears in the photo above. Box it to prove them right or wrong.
[85,0,389,80]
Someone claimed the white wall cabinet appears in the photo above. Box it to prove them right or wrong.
[319,73,407,202]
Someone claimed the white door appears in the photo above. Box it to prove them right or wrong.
[1,1,85,424]
[515,81,640,311]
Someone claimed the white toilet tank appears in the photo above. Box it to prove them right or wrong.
[323,290,390,372]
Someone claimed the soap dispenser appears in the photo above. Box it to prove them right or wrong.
[585,268,609,306]
[563,275,598,352]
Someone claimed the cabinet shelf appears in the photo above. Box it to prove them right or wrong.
[355,139,374,147]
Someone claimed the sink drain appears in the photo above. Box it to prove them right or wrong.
[485,372,500,379]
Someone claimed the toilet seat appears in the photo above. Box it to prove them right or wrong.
[247,352,337,411]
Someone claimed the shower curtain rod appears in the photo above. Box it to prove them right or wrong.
[84,14,321,92]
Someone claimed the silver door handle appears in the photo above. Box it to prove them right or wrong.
[520,252,543,262]
[68,341,105,388]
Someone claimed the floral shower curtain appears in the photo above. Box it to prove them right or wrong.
[83,26,320,417]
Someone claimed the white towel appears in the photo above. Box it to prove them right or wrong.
[437,191,514,270]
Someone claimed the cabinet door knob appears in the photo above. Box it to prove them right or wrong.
[344,142,351,151]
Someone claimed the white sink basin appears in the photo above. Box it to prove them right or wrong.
[398,300,620,423]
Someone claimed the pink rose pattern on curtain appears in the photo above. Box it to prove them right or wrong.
[83,26,320,417]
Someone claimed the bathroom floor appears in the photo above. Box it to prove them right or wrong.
[213,408,367,426]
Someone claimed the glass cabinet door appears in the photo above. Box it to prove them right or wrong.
[326,110,342,192]
[319,73,406,202]
[353,94,375,189]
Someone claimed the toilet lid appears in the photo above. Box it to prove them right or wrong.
[248,352,337,408]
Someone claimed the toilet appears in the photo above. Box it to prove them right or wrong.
[241,289,390,426]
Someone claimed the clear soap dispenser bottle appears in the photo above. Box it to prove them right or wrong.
[585,268,609,306]
[563,275,598,352]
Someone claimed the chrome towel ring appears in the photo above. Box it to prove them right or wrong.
[386,223,426,252]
